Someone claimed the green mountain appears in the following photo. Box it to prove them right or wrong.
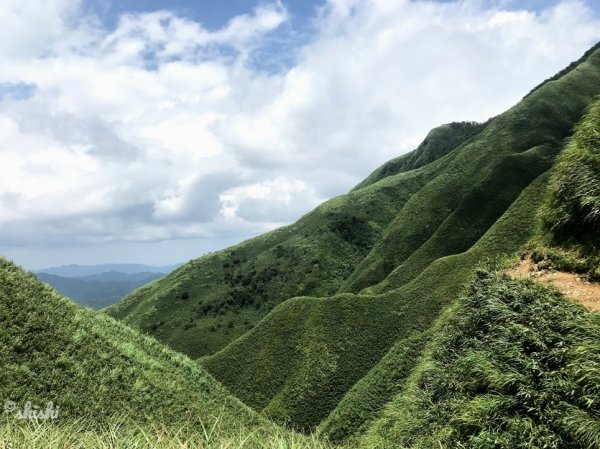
[3,43,595,447]
[0,258,329,448]
[105,43,600,439]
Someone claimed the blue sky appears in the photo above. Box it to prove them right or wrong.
[1,0,600,269]
[84,0,600,31]
[84,0,325,31]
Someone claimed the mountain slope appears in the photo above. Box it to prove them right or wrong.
[0,258,251,425]
[359,269,600,449]
[353,120,487,190]
[199,44,600,431]
[0,258,333,449]
[108,43,600,436]
[106,154,449,357]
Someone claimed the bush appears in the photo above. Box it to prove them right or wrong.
[542,97,600,240]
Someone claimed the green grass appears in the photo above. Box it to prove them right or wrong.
[0,416,336,449]
[94,43,600,445]
[200,43,600,434]
[0,258,334,448]
[542,94,600,238]
[342,46,600,294]
[525,95,600,280]
[203,172,550,433]
[106,158,445,359]
[361,269,600,449]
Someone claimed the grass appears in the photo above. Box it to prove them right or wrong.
[43,42,600,447]
[525,95,600,280]
[361,268,600,449]
[342,45,600,294]
[0,416,336,449]
[0,258,335,448]
[203,171,550,433]
[106,156,445,359]
[201,43,600,434]
[541,94,600,239]
[353,121,487,190]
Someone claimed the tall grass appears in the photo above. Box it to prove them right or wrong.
[0,415,336,449]
[542,96,600,239]
[366,268,600,448]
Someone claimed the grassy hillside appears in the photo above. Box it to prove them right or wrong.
[199,44,600,432]
[543,95,600,239]
[203,171,549,432]
[0,258,331,448]
[36,272,162,310]
[106,151,449,358]
[353,121,487,190]
[109,43,600,361]
[104,43,600,440]
[360,269,600,449]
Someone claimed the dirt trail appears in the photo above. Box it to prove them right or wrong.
[508,257,600,312]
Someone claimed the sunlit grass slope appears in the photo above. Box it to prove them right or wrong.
[360,269,600,449]
[200,44,600,432]
[108,44,600,439]
[106,138,454,358]
[203,172,549,433]
[0,258,332,448]
[342,45,600,294]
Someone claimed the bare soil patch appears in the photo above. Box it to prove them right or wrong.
[508,257,600,312]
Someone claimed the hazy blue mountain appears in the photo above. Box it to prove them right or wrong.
[37,263,181,278]
[36,272,163,310]
[75,271,166,282]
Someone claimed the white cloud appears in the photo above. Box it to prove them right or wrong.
[0,0,599,267]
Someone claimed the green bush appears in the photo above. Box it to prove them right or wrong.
[542,97,600,240]
[363,269,600,448]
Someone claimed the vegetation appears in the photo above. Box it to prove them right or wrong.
[352,121,487,190]
[542,95,600,239]
[4,43,600,448]
[361,269,600,449]
[0,416,335,449]
[200,44,600,433]
[527,95,600,280]
[0,258,331,447]
[102,43,600,437]
[106,156,446,358]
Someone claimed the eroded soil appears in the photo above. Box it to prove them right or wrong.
[508,257,600,312]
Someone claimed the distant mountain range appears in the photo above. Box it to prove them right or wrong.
[37,263,181,277]
[34,263,181,309]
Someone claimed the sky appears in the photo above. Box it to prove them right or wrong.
[1,0,599,270]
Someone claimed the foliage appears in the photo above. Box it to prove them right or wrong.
[0,258,332,448]
[541,96,600,242]
[363,269,600,449]
[106,155,443,358]
[0,415,336,449]
[201,44,600,434]
[91,43,600,444]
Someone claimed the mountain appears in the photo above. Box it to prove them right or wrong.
[0,258,329,448]
[106,41,600,443]
[36,271,163,309]
[37,263,180,277]
[75,271,166,282]
[360,105,600,447]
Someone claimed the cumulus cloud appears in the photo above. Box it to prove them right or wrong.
[1,0,599,267]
